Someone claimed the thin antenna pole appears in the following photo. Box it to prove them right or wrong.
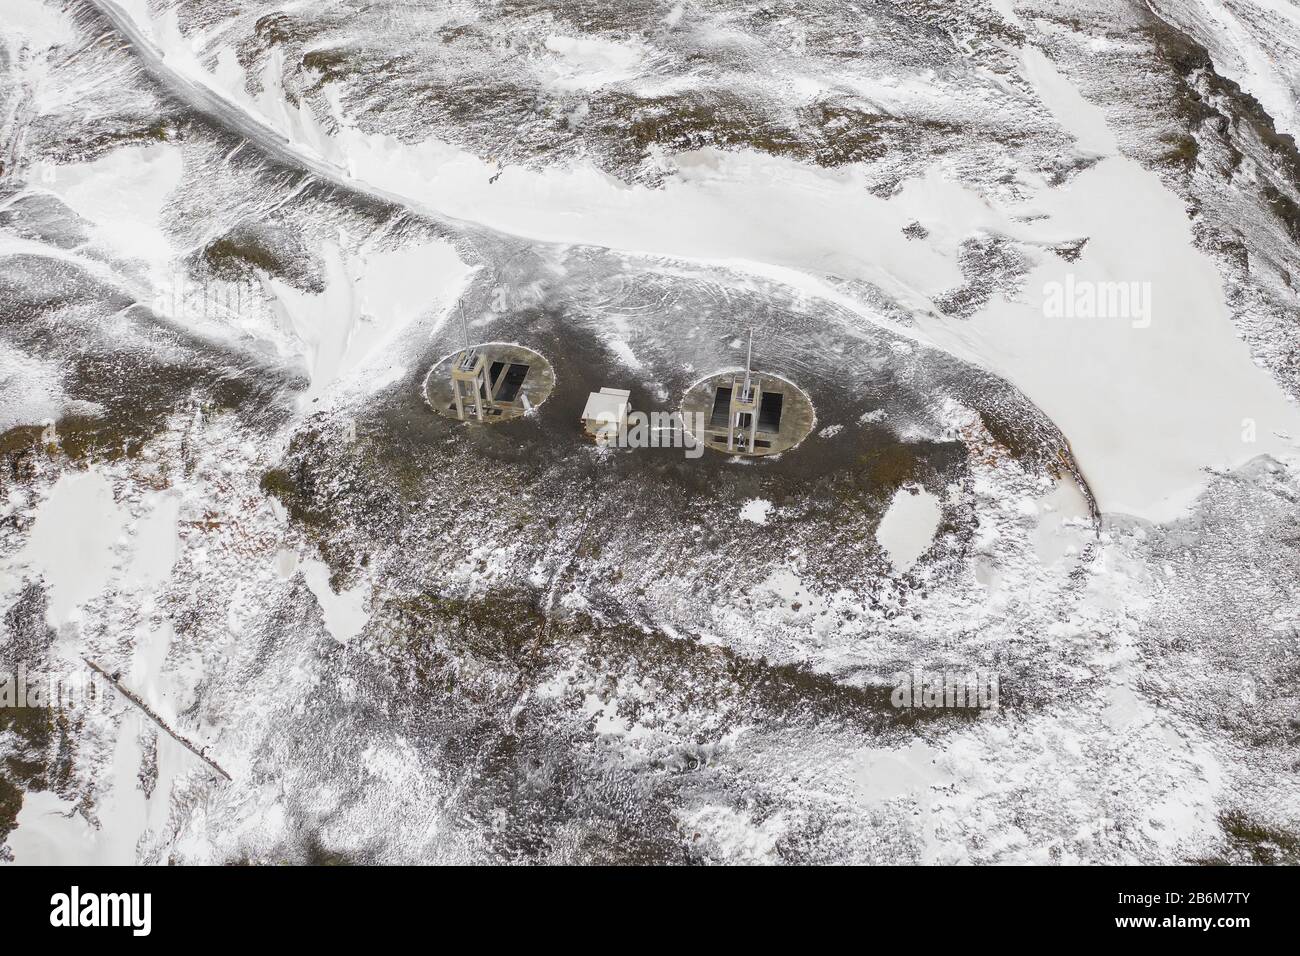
[457,298,477,372]
[743,328,753,399]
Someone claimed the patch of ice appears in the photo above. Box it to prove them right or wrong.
[125,491,180,588]
[1032,475,1092,566]
[739,497,772,524]
[40,143,182,270]
[536,34,651,91]
[913,47,1300,521]
[876,486,942,571]
[300,558,369,644]
[0,342,64,433]
[267,239,472,405]
[16,470,125,627]
[273,548,299,579]
[849,739,948,804]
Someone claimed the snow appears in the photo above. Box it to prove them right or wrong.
[6,617,193,867]
[102,0,957,312]
[301,558,370,644]
[5,0,1298,866]
[536,34,652,92]
[16,470,125,628]
[756,567,832,624]
[8,706,189,865]
[739,498,773,525]
[358,143,960,311]
[876,486,942,571]
[1031,475,1092,566]
[0,342,66,433]
[1153,0,1300,143]
[267,239,473,405]
[677,804,785,864]
[124,492,181,588]
[850,739,948,804]
[38,143,182,272]
[988,0,1026,28]
[100,0,1300,520]
[1,0,75,50]
[912,47,1300,521]
[844,679,1229,864]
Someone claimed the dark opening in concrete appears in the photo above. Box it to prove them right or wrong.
[709,386,732,428]
[495,363,531,403]
[758,391,784,432]
[681,370,814,457]
[424,342,555,424]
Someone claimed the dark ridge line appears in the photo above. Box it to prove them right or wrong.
[83,656,232,782]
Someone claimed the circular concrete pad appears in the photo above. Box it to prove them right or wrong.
[423,342,555,423]
[681,369,815,457]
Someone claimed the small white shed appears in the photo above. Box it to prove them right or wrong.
[581,387,631,439]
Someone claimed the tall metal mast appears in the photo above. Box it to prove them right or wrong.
[742,328,753,401]
[458,299,476,369]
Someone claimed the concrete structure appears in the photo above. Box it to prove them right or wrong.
[581,387,631,439]
[423,341,555,422]
[724,337,763,453]
[450,348,490,422]
[680,333,815,456]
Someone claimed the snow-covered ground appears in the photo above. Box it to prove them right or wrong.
[1,0,1298,864]
[1153,0,1300,143]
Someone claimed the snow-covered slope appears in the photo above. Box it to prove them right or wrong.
[1,0,1298,865]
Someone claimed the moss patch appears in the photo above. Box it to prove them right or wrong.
[1157,131,1199,171]
[378,587,976,736]
[859,440,920,490]
[0,773,21,848]
[300,47,354,86]
[590,91,965,172]
[1218,809,1300,864]
[0,706,77,849]
[204,234,290,279]
[260,464,331,532]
